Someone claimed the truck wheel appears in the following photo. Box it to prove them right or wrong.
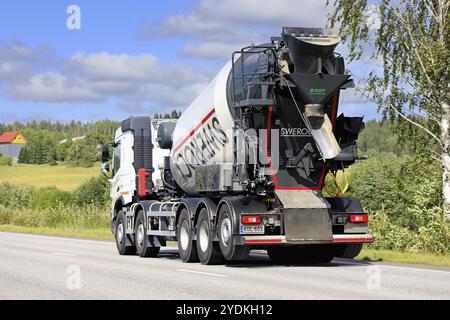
[218,205,250,261]
[177,208,199,262]
[196,208,224,265]
[115,210,136,255]
[334,244,363,259]
[135,210,160,258]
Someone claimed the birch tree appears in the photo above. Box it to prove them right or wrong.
[327,0,450,217]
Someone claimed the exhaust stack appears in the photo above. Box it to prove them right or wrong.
[282,27,349,159]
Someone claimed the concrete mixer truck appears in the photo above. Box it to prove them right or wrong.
[101,27,373,265]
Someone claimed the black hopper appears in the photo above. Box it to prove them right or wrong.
[282,27,352,105]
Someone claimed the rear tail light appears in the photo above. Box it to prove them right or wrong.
[241,215,261,224]
[349,214,368,223]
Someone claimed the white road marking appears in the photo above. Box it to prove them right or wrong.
[336,260,450,274]
[177,269,226,278]
[0,231,112,245]
[52,252,77,257]
[253,252,450,275]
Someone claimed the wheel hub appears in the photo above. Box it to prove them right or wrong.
[137,223,145,246]
[180,222,189,251]
[199,221,209,253]
[220,217,232,247]
[117,222,124,244]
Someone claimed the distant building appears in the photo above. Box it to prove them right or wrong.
[0,131,27,160]
[59,136,86,144]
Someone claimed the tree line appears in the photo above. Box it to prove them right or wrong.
[1,110,182,167]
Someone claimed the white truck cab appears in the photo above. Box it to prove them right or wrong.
[110,127,135,208]
[108,118,173,220]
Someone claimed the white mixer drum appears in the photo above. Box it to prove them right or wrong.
[170,61,235,195]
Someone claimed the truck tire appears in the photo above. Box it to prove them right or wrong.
[135,210,160,258]
[267,245,334,264]
[218,205,250,261]
[115,210,136,255]
[334,244,363,259]
[196,208,224,265]
[177,208,199,263]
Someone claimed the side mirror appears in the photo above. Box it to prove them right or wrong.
[101,144,110,163]
[101,162,110,174]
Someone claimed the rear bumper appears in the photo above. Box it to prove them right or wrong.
[239,234,374,245]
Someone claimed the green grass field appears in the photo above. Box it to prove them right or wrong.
[0,163,100,190]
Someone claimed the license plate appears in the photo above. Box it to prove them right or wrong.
[240,225,264,234]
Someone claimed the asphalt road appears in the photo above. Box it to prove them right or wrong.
[0,231,449,300]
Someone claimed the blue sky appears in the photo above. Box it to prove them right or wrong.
[0,0,379,123]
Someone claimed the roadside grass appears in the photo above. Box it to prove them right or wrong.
[357,248,450,268]
[0,204,109,227]
[0,224,113,240]
[0,163,99,191]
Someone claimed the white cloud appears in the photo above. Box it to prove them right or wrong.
[0,44,211,109]
[0,42,56,82]
[116,102,147,114]
[68,52,159,82]
[179,41,240,60]
[161,0,328,36]
[340,87,368,104]
[156,0,329,59]
[6,72,102,102]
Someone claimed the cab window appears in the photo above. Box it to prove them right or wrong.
[113,144,121,176]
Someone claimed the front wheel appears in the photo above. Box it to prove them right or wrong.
[135,210,160,258]
[196,208,224,265]
[115,210,136,255]
[217,205,249,261]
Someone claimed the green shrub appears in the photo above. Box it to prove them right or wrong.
[367,209,450,254]
[412,209,450,254]
[0,178,110,210]
[350,154,449,254]
[0,183,35,208]
[0,204,109,229]
[31,187,73,210]
[349,154,441,230]
[65,136,99,167]
[0,156,12,166]
[368,211,417,252]
[72,176,109,207]
[18,131,57,165]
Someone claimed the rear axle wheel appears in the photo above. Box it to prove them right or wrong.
[218,205,249,261]
[135,210,160,258]
[196,208,224,265]
[177,208,199,263]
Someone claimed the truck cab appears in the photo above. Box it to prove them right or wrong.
[107,118,173,230]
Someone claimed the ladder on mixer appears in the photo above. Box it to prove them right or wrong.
[230,45,276,188]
